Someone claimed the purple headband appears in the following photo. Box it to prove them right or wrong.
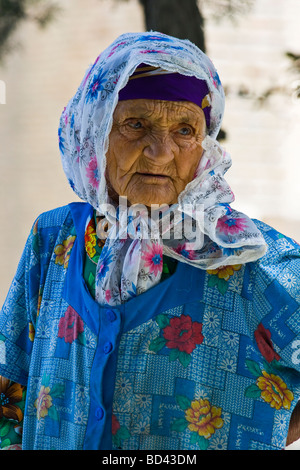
[118,64,211,128]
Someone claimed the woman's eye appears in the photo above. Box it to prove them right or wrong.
[128,120,143,130]
[178,127,192,136]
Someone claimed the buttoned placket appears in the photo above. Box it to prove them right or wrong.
[83,305,122,450]
[66,202,194,450]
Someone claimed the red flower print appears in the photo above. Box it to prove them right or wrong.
[163,315,203,354]
[141,243,163,277]
[174,243,197,260]
[86,155,99,189]
[216,216,248,236]
[254,323,280,363]
[58,306,84,344]
[112,414,121,435]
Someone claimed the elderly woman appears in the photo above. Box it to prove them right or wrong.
[0,32,300,451]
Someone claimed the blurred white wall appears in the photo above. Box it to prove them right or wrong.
[203,0,300,236]
[0,0,299,304]
[0,0,144,304]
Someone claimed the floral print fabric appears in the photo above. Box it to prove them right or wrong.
[83,212,178,299]
[0,376,25,449]
[59,31,267,306]
[0,203,300,450]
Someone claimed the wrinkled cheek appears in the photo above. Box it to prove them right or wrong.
[175,147,202,181]
[105,158,126,194]
[172,178,188,197]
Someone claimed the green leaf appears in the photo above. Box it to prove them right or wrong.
[176,394,191,411]
[93,254,100,264]
[112,434,121,448]
[171,418,188,433]
[169,348,180,362]
[262,360,274,375]
[42,373,50,387]
[117,426,131,440]
[48,406,59,421]
[51,383,65,399]
[88,272,95,286]
[208,276,219,288]
[148,336,166,353]
[190,432,209,450]
[245,359,262,378]
[244,383,261,399]
[190,432,198,445]
[264,359,282,374]
[217,279,228,295]
[178,351,191,368]
[156,314,170,329]
[196,435,209,450]
[0,438,11,449]
[0,420,11,437]
[32,236,39,255]
[77,332,86,346]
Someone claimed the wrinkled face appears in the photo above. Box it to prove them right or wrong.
[106,99,206,207]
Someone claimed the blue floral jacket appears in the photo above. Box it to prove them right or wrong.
[0,202,300,450]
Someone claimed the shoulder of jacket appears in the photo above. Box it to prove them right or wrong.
[35,204,72,228]
[251,218,300,271]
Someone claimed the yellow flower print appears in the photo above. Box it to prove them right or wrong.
[173,395,224,449]
[207,264,242,281]
[256,370,294,410]
[34,386,53,419]
[54,235,76,269]
[28,322,35,342]
[85,223,97,259]
[185,399,224,439]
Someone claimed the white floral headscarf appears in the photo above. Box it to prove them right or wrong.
[59,31,267,305]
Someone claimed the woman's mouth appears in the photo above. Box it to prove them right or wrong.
[137,172,169,179]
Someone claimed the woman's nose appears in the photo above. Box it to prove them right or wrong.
[143,134,176,164]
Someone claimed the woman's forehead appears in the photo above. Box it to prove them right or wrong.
[113,99,205,123]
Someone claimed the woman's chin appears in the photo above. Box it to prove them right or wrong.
[127,190,177,207]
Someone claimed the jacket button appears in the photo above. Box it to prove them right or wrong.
[106,309,117,322]
[103,341,113,354]
[95,407,104,421]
